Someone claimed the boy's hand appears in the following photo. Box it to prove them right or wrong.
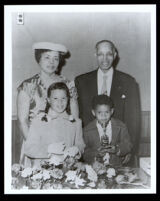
[98,145,119,154]
[104,145,117,154]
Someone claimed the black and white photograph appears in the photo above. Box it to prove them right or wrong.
[4,5,156,194]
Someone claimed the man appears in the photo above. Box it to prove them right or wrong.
[75,40,141,166]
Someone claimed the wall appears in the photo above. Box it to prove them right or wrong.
[12,12,151,116]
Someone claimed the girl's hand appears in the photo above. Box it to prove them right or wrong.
[48,142,66,154]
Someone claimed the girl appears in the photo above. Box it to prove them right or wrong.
[24,82,85,167]
[17,42,79,166]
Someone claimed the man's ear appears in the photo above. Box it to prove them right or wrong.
[111,108,114,116]
[92,109,96,117]
[113,51,117,59]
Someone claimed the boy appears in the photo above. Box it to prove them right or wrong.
[83,95,132,167]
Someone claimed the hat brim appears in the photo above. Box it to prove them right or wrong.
[32,42,68,55]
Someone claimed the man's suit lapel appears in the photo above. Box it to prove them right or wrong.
[110,70,125,121]
[110,70,123,99]
[89,70,98,95]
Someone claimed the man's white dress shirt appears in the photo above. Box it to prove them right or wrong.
[96,120,112,144]
[97,67,113,96]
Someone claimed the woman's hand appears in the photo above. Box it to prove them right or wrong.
[17,90,30,140]
[47,142,66,155]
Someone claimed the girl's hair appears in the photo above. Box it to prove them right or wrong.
[34,49,64,75]
[41,82,71,122]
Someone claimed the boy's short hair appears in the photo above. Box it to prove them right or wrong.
[92,95,114,110]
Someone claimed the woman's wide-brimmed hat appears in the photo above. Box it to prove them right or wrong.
[32,42,68,55]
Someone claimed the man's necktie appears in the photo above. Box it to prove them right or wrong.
[100,121,109,145]
[101,75,107,95]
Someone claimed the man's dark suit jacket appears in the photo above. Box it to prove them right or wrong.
[83,118,132,166]
[75,69,141,155]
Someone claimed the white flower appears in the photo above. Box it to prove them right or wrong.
[21,185,29,189]
[125,172,138,183]
[121,94,126,99]
[11,177,18,185]
[21,167,33,178]
[87,181,96,188]
[12,163,23,174]
[63,146,80,159]
[51,168,63,180]
[65,170,77,182]
[31,180,42,189]
[115,174,125,184]
[103,153,110,165]
[31,172,43,181]
[42,183,53,189]
[32,166,41,174]
[49,154,64,166]
[106,168,116,178]
[85,165,98,182]
[52,183,63,189]
[74,175,86,188]
[42,169,50,181]
[92,161,106,175]
[74,162,86,172]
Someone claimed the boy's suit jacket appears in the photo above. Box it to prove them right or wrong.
[75,69,141,154]
[83,118,132,166]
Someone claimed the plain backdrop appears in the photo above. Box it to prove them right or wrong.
[12,12,151,116]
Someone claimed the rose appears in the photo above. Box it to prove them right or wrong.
[106,168,116,178]
[92,161,107,175]
[12,164,23,176]
[42,169,51,181]
[50,168,63,180]
[63,146,81,159]
[48,155,64,166]
[30,180,42,189]
[31,172,43,181]
[85,165,98,182]
[21,167,33,178]
[115,174,125,184]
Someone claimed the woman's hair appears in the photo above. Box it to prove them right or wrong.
[34,49,64,75]
[41,82,71,122]
[92,94,114,110]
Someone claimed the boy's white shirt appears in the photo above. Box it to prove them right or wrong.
[96,120,112,144]
[97,67,113,96]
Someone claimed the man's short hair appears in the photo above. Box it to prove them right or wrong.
[92,94,114,110]
[95,40,116,53]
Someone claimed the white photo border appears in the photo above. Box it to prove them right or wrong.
[4,4,156,194]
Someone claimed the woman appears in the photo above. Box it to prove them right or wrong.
[17,42,79,166]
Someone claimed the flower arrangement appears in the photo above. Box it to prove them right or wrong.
[12,146,141,190]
